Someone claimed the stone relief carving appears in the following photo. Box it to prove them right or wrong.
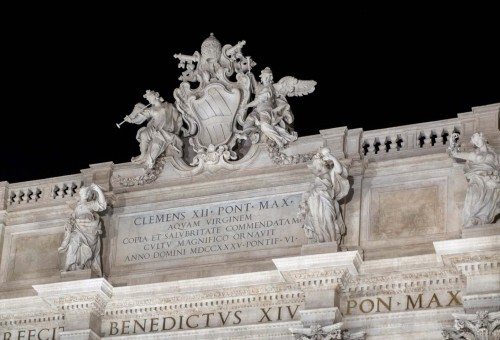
[442,310,500,340]
[290,323,365,340]
[115,33,316,185]
[120,89,183,170]
[298,147,350,245]
[450,132,500,228]
[58,183,107,276]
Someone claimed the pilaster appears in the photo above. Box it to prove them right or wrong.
[434,234,500,313]
[81,162,114,192]
[345,128,363,161]
[320,127,348,160]
[33,278,113,339]
[274,251,362,324]
[0,181,8,211]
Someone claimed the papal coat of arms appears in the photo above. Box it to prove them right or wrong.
[117,33,316,185]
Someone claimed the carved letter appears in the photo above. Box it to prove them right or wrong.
[233,310,242,325]
[347,300,357,315]
[447,291,461,306]
[133,319,147,333]
[287,305,300,319]
[406,294,423,310]
[376,297,392,312]
[425,293,442,309]
[162,317,176,331]
[38,329,49,340]
[360,299,375,313]
[109,322,119,336]
[219,312,232,326]
[259,307,272,322]
[186,315,199,329]
[150,318,159,332]
[121,320,130,335]
[202,313,214,327]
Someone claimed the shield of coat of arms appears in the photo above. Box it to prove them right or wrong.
[173,33,254,164]
[188,84,241,147]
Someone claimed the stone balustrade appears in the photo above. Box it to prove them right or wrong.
[361,118,460,157]
[0,103,498,212]
[1,174,84,210]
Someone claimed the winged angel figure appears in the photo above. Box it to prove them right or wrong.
[241,67,316,148]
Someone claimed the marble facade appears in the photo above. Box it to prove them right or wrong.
[0,35,499,340]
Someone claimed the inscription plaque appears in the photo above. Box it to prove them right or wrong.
[115,193,306,266]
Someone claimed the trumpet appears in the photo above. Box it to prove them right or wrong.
[115,103,152,129]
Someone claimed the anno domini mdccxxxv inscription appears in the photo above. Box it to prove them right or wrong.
[114,193,307,266]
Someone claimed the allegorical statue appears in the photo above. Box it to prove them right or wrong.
[298,147,350,245]
[120,89,184,170]
[242,67,316,148]
[58,183,107,276]
[450,132,500,227]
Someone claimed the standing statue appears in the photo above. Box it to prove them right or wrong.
[298,147,350,245]
[450,132,500,227]
[58,183,107,276]
[242,67,316,148]
[122,90,184,169]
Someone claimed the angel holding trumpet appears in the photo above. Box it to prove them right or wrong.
[119,90,184,170]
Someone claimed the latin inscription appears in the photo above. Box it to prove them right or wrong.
[344,290,462,315]
[1,327,64,340]
[115,194,306,265]
[104,304,301,336]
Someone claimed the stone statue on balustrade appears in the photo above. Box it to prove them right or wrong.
[298,147,350,245]
[58,183,107,277]
[120,89,184,170]
[450,132,500,228]
[240,67,316,149]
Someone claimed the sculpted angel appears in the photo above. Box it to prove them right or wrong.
[242,67,316,148]
[123,90,184,170]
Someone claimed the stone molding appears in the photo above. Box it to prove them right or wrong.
[446,253,500,277]
[33,278,112,316]
[343,268,464,298]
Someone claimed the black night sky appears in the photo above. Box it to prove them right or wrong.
[1,6,499,184]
